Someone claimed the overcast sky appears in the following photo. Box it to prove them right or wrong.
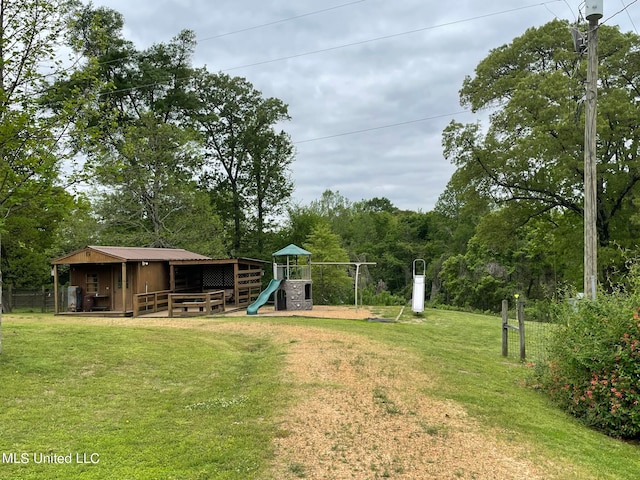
[89,0,639,212]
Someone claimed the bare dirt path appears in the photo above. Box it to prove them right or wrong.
[213,319,556,480]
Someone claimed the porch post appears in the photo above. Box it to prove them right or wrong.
[121,262,127,314]
[53,264,59,314]
[234,262,240,308]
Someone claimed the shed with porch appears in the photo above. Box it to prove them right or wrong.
[51,246,265,316]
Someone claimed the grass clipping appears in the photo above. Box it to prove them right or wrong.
[219,322,549,480]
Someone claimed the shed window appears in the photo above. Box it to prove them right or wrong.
[86,273,98,293]
[117,273,129,289]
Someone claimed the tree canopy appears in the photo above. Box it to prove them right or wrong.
[441,19,640,295]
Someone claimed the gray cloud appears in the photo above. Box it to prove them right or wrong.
[92,0,638,211]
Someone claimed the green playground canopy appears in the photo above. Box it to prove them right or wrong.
[272,244,311,257]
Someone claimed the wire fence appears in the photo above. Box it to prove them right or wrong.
[502,299,556,363]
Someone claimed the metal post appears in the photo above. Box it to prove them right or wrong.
[584,13,600,301]
[354,263,361,311]
[501,299,509,357]
[517,300,526,362]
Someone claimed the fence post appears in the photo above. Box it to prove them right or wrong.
[6,284,12,313]
[517,300,526,361]
[501,299,509,357]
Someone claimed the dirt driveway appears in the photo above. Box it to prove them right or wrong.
[213,313,557,479]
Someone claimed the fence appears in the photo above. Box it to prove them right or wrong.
[2,286,58,313]
[501,299,554,363]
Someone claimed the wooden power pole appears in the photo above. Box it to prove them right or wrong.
[584,0,602,301]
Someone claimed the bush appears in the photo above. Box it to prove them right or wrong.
[523,299,553,323]
[536,288,640,439]
[360,285,405,306]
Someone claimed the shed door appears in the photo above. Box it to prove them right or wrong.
[113,264,135,312]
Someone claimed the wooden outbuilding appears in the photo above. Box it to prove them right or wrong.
[51,246,265,316]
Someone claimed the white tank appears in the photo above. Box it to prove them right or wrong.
[585,0,603,20]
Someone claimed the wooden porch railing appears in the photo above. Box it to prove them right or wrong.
[168,290,226,317]
[133,290,171,317]
[235,269,263,307]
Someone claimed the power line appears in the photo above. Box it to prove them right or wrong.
[618,0,639,33]
[104,1,566,96]
[601,0,640,25]
[37,1,570,146]
[293,111,469,144]
[199,0,369,41]
[220,2,566,72]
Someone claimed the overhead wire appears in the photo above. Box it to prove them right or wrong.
[618,0,639,33]
[220,2,565,72]
[102,1,567,96]
[601,0,639,25]
[198,0,369,41]
[36,0,371,81]
[44,0,572,146]
[293,111,470,144]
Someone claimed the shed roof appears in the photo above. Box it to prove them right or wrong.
[52,246,212,264]
[273,244,312,257]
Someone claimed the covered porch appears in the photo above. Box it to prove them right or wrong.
[52,246,266,317]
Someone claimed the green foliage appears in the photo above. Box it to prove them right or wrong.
[189,71,294,255]
[303,222,353,304]
[360,285,405,306]
[537,275,640,439]
[442,19,640,297]
[0,0,98,297]
[439,237,515,312]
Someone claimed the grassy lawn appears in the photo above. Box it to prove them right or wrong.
[0,317,287,479]
[0,309,638,479]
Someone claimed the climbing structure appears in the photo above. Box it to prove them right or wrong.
[273,244,313,311]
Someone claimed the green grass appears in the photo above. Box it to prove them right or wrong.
[0,317,287,479]
[1,309,639,479]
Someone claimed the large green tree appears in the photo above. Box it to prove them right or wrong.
[442,19,640,291]
[63,8,224,254]
[188,71,295,256]
[303,222,352,305]
[0,0,89,353]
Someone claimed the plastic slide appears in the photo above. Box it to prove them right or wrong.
[411,259,426,313]
[412,275,425,313]
[246,278,282,315]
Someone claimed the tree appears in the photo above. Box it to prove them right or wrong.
[63,9,224,253]
[303,222,352,304]
[0,0,89,354]
[91,113,225,255]
[189,71,294,255]
[442,20,640,288]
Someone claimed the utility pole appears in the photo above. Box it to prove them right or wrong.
[584,0,602,301]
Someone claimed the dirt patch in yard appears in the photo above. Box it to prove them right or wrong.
[213,320,558,480]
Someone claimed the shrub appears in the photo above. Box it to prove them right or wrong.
[360,285,405,306]
[523,299,554,323]
[536,287,640,439]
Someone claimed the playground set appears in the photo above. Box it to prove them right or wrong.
[247,244,313,315]
[246,244,378,315]
[246,246,428,316]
